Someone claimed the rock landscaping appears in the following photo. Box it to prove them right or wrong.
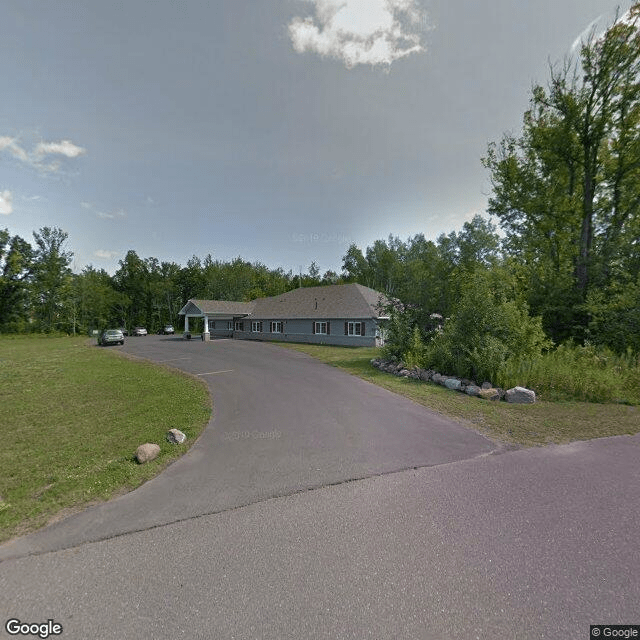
[370,358,536,403]
[135,443,161,464]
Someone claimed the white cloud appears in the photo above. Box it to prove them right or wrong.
[34,139,86,159]
[0,134,85,173]
[571,7,639,54]
[0,190,13,215]
[96,208,126,220]
[94,249,120,260]
[81,201,126,220]
[289,0,429,68]
[0,136,30,163]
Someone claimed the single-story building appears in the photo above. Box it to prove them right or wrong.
[178,283,390,347]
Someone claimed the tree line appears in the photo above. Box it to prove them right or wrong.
[1,6,638,364]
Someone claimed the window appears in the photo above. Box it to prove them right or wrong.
[208,320,216,331]
[270,321,283,333]
[346,322,365,336]
[228,321,233,331]
[234,321,244,331]
[252,321,263,333]
[314,321,328,335]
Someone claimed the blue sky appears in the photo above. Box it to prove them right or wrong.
[0,0,633,276]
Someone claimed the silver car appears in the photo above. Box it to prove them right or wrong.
[100,329,124,346]
[132,326,148,336]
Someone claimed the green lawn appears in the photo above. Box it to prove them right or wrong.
[280,343,640,447]
[0,336,211,544]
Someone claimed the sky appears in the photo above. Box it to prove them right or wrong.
[0,0,634,276]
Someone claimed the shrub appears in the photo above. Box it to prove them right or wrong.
[425,276,550,383]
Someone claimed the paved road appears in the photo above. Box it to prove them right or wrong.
[1,337,639,639]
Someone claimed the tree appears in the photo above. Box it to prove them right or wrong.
[483,4,640,342]
[31,227,73,332]
[0,229,34,331]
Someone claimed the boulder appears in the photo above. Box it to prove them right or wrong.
[167,428,187,444]
[478,388,500,401]
[432,373,443,385]
[418,369,432,382]
[444,378,462,391]
[506,386,536,404]
[481,381,493,390]
[136,443,160,464]
[465,385,482,396]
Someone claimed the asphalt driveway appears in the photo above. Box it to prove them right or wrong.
[0,336,495,558]
[1,336,638,639]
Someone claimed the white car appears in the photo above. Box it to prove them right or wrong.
[132,326,148,336]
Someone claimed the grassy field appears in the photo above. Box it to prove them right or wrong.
[0,336,211,544]
[280,343,640,447]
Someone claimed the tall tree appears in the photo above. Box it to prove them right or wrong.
[0,229,34,330]
[483,4,640,341]
[31,227,73,332]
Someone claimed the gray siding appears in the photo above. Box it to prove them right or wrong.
[234,318,380,347]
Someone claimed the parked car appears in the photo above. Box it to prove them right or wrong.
[160,325,174,335]
[100,329,124,346]
[132,326,148,336]
[120,327,129,336]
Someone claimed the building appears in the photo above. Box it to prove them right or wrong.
[178,283,389,347]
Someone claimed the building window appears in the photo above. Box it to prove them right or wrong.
[235,321,244,331]
[345,321,365,336]
[209,320,216,331]
[270,321,283,333]
[314,321,328,335]
[227,321,233,331]
[252,321,263,332]
[347,322,362,336]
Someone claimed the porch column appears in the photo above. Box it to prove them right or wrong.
[184,315,189,333]
[203,314,210,341]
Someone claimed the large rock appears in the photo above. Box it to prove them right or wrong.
[444,378,462,391]
[432,373,443,385]
[166,428,187,444]
[478,388,500,401]
[465,385,482,397]
[506,386,536,404]
[136,443,160,464]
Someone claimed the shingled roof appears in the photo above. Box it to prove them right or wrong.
[179,299,255,316]
[248,283,389,320]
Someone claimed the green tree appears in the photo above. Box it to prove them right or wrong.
[31,227,73,332]
[484,4,640,343]
[0,229,34,331]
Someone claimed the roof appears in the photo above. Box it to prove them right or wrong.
[179,299,255,316]
[179,284,390,320]
[248,283,390,320]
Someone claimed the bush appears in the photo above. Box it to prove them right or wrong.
[425,277,550,383]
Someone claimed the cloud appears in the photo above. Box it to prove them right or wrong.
[0,137,30,163]
[571,7,639,54]
[94,249,120,260]
[34,140,86,159]
[81,201,126,220]
[0,135,86,173]
[0,190,13,215]
[288,0,429,68]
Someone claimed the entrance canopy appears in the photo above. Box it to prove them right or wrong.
[178,299,254,336]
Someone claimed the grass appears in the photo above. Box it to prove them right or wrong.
[279,343,640,448]
[498,344,640,404]
[0,335,211,544]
